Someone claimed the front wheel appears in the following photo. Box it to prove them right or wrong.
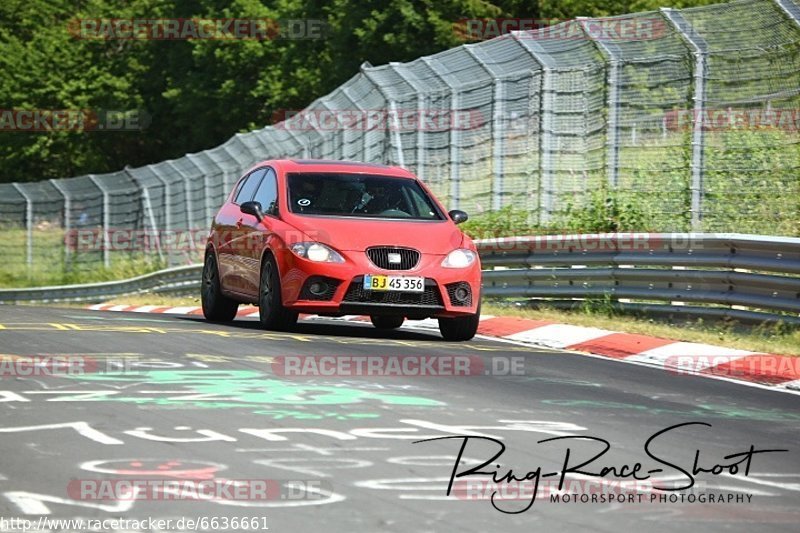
[370,315,404,329]
[201,252,239,322]
[258,255,298,331]
[438,303,480,341]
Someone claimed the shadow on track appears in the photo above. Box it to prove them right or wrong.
[174,314,448,342]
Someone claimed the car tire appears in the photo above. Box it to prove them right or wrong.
[201,252,239,322]
[259,255,298,331]
[370,315,404,329]
[438,302,480,341]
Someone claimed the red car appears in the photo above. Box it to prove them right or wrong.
[201,159,481,341]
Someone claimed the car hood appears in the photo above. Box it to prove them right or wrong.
[285,215,465,254]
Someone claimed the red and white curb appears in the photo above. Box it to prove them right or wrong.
[87,303,800,393]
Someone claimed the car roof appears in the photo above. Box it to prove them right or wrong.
[251,159,416,178]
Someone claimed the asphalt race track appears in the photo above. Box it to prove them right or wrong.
[0,305,798,532]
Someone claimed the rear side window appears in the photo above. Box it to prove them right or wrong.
[253,168,278,215]
[234,168,267,204]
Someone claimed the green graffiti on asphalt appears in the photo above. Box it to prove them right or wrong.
[66,370,443,416]
[251,410,381,420]
[542,399,800,422]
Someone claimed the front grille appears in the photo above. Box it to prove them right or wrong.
[343,276,443,307]
[299,276,341,301]
[445,282,472,307]
[366,247,420,270]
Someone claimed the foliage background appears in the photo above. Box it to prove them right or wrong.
[0,0,720,183]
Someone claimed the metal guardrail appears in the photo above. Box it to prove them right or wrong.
[2,233,799,325]
[0,265,202,304]
[478,233,800,325]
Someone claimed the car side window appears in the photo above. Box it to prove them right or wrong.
[253,168,278,216]
[234,168,267,204]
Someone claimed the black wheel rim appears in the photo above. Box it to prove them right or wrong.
[202,257,216,304]
[261,262,273,312]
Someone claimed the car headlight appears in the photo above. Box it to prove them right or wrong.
[441,248,477,268]
[290,242,345,263]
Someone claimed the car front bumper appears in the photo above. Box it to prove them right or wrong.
[279,250,481,318]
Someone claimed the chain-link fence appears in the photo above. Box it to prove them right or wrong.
[1,0,799,284]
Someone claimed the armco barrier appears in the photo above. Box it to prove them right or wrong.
[479,233,800,324]
[1,233,798,325]
[0,265,201,304]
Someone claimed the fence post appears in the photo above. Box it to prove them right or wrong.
[388,64,427,179]
[512,34,557,224]
[339,87,367,162]
[578,17,620,189]
[219,145,246,190]
[49,179,72,271]
[662,8,708,231]
[464,45,506,210]
[87,174,111,268]
[361,66,406,167]
[125,167,163,263]
[11,183,33,271]
[166,162,196,256]
[186,153,214,224]
[140,186,164,262]
[421,56,460,209]
[284,129,310,158]
[299,100,332,159]
[148,166,172,234]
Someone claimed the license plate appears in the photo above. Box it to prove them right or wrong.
[363,274,424,292]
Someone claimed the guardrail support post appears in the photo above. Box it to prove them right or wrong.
[662,8,709,231]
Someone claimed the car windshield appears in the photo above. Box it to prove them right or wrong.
[287,172,444,220]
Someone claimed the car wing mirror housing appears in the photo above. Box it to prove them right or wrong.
[448,209,468,225]
[240,201,264,221]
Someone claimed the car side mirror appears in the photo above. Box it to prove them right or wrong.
[240,201,264,221]
[448,209,468,225]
